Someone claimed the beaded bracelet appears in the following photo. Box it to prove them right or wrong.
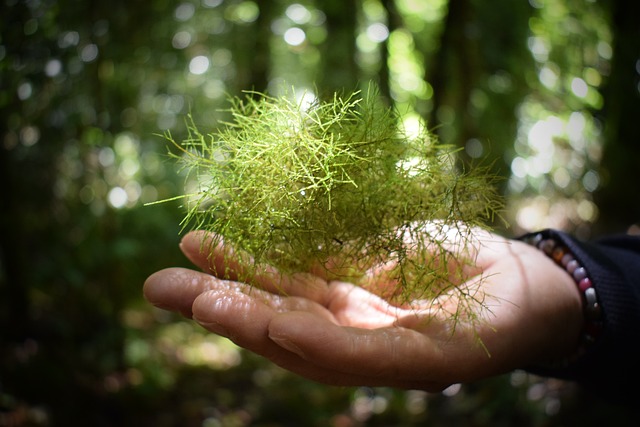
[522,232,603,367]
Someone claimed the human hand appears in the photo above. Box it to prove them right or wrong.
[144,227,583,391]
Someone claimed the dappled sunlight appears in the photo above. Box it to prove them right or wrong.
[509,107,604,233]
[2,0,637,424]
[150,321,242,370]
[504,1,612,235]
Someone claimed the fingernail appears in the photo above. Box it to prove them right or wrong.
[180,236,202,257]
[270,336,305,358]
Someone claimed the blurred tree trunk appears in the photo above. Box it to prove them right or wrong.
[379,0,402,103]
[0,0,55,342]
[594,0,640,234]
[0,133,32,342]
[251,3,275,92]
[231,4,274,93]
[0,1,182,422]
[427,0,474,147]
[318,0,358,95]
[426,0,533,182]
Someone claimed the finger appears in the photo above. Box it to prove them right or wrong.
[180,230,330,304]
[190,288,411,388]
[143,267,236,318]
[355,226,502,302]
[179,230,236,275]
[324,280,409,328]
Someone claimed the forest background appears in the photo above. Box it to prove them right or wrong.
[1,0,639,425]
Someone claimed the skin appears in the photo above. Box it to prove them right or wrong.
[143,228,583,392]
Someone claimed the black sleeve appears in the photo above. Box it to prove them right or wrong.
[523,229,640,403]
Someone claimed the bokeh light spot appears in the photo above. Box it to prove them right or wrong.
[17,82,32,100]
[108,187,128,209]
[80,44,99,62]
[172,31,192,49]
[367,23,389,43]
[189,55,210,75]
[175,2,196,21]
[227,1,259,24]
[465,138,484,158]
[286,4,312,24]
[571,77,588,98]
[45,59,62,77]
[284,27,306,46]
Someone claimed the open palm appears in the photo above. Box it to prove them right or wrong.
[144,228,582,391]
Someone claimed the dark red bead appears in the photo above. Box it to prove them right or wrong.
[578,277,592,292]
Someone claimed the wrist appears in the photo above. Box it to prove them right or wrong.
[521,231,603,367]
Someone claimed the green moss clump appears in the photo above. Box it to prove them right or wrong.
[162,86,502,305]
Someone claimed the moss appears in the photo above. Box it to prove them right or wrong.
[160,85,502,306]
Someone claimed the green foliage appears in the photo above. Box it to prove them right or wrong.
[2,0,638,424]
[164,86,502,304]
